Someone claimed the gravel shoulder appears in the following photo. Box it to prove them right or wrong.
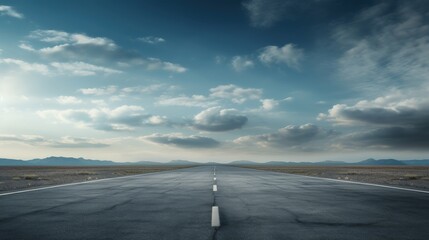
[240,165,429,191]
[0,165,193,193]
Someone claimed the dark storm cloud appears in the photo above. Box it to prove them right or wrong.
[141,134,220,148]
[234,124,334,149]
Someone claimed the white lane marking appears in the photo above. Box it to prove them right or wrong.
[214,177,216,181]
[214,172,216,176]
[213,184,218,192]
[0,171,164,197]
[285,173,429,194]
[211,206,220,227]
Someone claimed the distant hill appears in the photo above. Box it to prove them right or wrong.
[228,160,260,165]
[228,158,429,166]
[353,158,406,166]
[27,157,118,166]
[0,157,200,166]
[401,160,429,166]
[0,158,27,166]
[1,156,428,166]
[167,160,200,165]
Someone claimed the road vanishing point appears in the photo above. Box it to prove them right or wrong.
[1,165,428,240]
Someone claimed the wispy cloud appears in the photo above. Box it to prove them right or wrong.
[0,58,120,77]
[79,86,118,96]
[0,5,23,19]
[56,96,82,105]
[157,84,262,107]
[0,58,49,75]
[138,36,166,44]
[334,1,429,93]
[51,61,122,76]
[157,95,218,108]
[230,43,304,71]
[0,134,109,148]
[24,29,187,73]
[242,0,288,28]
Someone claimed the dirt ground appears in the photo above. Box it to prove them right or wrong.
[0,165,191,193]
[241,166,429,191]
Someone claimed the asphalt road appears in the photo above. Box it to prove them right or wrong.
[1,166,429,240]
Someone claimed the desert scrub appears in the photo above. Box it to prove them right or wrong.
[76,171,97,175]
[12,174,47,180]
[403,174,422,180]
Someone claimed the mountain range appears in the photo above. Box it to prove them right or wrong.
[0,157,197,166]
[229,158,429,166]
[0,157,428,166]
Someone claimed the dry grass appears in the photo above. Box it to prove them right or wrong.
[0,165,193,192]
[241,165,429,191]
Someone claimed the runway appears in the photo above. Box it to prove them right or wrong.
[1,165,428,240]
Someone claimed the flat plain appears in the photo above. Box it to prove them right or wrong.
[0,166,191,193]
[241,165,429,190]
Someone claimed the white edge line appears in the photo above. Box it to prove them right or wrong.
[0,170,167,197]
[285,172,429,194]
[211,206,220,227]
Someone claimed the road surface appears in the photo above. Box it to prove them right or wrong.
[1,165,428,240]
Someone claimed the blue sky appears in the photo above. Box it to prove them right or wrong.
[1,0,429,162]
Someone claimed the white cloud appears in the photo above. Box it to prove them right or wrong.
[231,56,254,71]
[79,86,118,96]
[259,43,304,69]
[146,115,168,125]
[260,99,279,111]
[0,58,49,75]
[38,105,170,131]
[37,105,163,131]
[30,30,117,49]
[259,97,293,111]
[0,5,23,19]
[209,84,262,104]
[71,34,116,49]
[51,61,122,76]
[138,36,166,44]
[193,107,248,132]
[146,58,187,73]
[56,96,82,105]
[157,95,217,108]
[141,133,220,148]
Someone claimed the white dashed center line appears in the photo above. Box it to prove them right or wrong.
[211,206,220,227]
[213,184,218,192]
